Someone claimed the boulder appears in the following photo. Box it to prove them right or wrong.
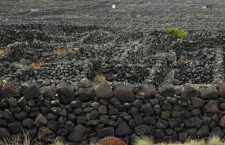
[114,84,135,102]
[78,78,93,88]
[155,129,165,138]
[1,82,21,98]
[219,115,225,127]
[134,124,151,135]
[47,120,58,131]
[37,127,55,140]
[140,103,153,115]
[22,118,35,128]
[22,84,40,100]
[218,82,225,97]
[178,132,188,142]
[115,118,132,136]
[204,100,219,113]
[191,97,205,108]
[8,122,22,134]
[196,126,209,137]
[35,114,48,127]
[0,127,10,138]
[14,111,27,120]
[41,86,56,98]
[139,84,157,99]
[211,127,224,137]
[57,84,76,104]
[7,97,17,107]
[78,87,95,102]
[96,83,113,99]
[181,85,199,100]
[219,103,225,110]
[68,124,90,142]
[156,119,168,129]
[200,86,218,99]
[159,86,175,97]
[184,117,202,128]
[97,127,114,137]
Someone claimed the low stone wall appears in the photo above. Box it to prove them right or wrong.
[1,79,225,144]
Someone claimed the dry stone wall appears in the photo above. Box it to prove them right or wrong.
[1,79,225,144]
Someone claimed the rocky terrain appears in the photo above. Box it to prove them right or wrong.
[1,80,225,145]
[1,0,225,88]
[0,24,225,88]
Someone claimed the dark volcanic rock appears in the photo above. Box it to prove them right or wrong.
[140,103,153,115]
[200,86,218,99]
[159,86,175,97]
[0,127,10,138]
[22,118,35,128]
[134,124,151,135]
[139,84,157,99]
[57,84,76,104]
[184,117,202,128]
[41,86,56,98]
[97,127,114,137]
[1,82,21,98]
[96,83,113,99]
[191,97,205,108]
[35,114,48,127]
[115,118,132,137]
[22,84,41,100]
[155,129,165,138]
[181,85,199,100]
[114,84,135,102]
[196,125,209,137]
[78,87,95,102]
[218,83,225,97]
[211,127,224,137]
[156,119,168,129]
[68,124,90,142]
[219,115,225,127]
[37,127,55,140]
[204,100,219,113]
[8,122,22,134]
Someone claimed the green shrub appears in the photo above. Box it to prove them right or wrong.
[166,27,186,39]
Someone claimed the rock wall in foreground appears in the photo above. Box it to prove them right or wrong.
[1,79,225,144]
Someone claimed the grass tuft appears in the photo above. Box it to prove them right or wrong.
[184,139,205,145]
[165,27,186,39]
[94,74,106,84]
[208,136,224,145]
[133,136,154,145]
[51,138,65,145]
[3,132,31,145]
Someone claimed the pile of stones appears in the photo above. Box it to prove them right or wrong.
[1,79,225,144]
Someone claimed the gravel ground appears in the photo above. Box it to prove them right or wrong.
[1,0,225,88]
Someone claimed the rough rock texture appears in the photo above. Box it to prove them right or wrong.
[0,82,225,144]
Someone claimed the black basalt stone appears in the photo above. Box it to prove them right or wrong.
[22,84,41,100]
[115,118,132,137]
[57,84,76,104]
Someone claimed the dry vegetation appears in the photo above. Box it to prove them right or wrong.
[2,135,225,145]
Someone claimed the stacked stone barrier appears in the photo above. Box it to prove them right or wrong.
[1,79,225,144]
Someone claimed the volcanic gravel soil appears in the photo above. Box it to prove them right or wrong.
[1,0,225,87]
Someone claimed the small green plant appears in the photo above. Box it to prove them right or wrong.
[166,27,187,39]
